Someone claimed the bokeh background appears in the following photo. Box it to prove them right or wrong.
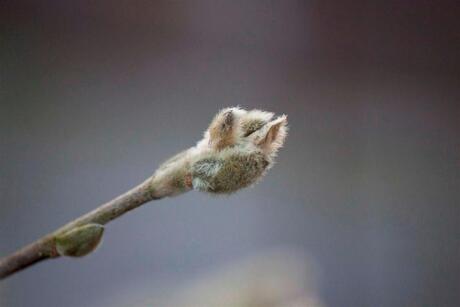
[1,1,459,306]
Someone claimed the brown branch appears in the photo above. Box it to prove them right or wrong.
[0,161,191,279]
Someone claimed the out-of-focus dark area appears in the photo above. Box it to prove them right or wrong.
[1,1,459,306]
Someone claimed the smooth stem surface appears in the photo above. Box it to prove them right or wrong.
[0,176,161,279]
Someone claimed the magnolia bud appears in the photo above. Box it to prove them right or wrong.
[154,107,288,195]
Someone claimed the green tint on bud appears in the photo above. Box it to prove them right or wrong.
[191,107,288,194]
[55,223,104,257]
[191,152,268,193]
[155,107,287,196]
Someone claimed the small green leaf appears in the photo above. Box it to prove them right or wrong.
[55,224,104,257]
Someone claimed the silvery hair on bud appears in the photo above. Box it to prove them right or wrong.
[154,107,288,196]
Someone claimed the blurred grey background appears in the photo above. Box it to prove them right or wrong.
[1,1,459,306]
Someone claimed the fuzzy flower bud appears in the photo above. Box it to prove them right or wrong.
[152,107,288,197]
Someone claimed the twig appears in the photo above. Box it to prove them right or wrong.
[0,145,193,279]
[0,174,185,279]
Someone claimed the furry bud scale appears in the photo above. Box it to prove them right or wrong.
[154,107,288,196]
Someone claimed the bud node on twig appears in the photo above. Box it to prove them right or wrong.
[55,224,105,257]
